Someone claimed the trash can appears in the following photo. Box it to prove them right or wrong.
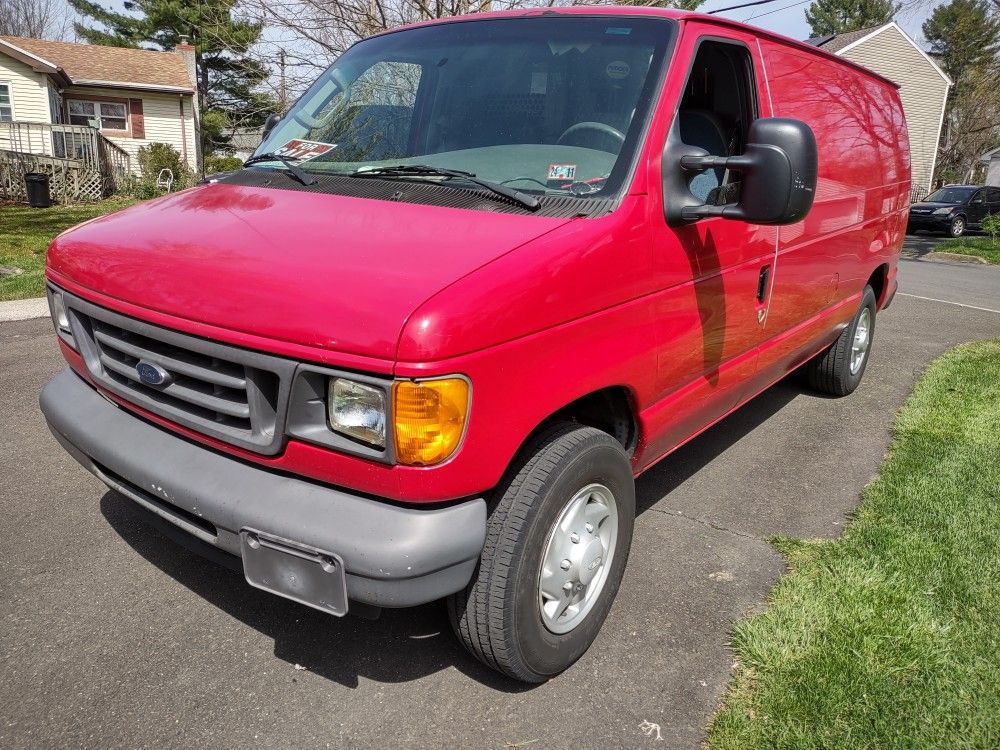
[24,172,51,208]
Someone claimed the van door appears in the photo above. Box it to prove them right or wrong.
[640,28,779,463]
[750,38,905,389]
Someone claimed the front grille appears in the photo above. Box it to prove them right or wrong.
[92,320,255,431]
[62,290,296,455]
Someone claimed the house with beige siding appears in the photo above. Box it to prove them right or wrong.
[811,23,952,199]
[0,35,198,200]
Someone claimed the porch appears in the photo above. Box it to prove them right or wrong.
[0,122,131,203]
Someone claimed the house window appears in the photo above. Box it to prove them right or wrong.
[68,99,128,132]
[0,83,13,122]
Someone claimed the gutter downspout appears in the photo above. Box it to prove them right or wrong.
[178,95,189,167]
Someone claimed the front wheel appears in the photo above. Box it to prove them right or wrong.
[949,215,966,237]
[805,285,877,396]
[448,423,635,682]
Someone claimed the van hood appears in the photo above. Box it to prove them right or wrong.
[47,183,572,360]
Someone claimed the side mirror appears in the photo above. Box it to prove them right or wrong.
[664,117,817,226]
[262,112,283,140]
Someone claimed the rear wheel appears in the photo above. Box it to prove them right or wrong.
[448,423,635,683]
[949,215,966,237]
[805,285,877,397]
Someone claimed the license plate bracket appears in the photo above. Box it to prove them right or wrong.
[239,528,348,616]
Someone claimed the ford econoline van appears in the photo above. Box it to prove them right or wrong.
[41,8,907,682]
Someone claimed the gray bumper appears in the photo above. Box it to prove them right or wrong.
[40,368,486,609]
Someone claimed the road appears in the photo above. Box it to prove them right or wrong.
[1,250,998,750]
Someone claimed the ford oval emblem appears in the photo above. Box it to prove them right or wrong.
[135,360,171,386]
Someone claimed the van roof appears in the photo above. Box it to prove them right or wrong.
[372,7,899,90]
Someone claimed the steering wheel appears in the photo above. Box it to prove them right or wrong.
[557,122,626,151]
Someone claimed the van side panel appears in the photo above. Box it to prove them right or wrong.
[752,39,909,384]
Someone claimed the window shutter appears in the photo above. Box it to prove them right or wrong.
[129,98,145,139]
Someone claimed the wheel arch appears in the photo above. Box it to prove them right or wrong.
[866,263,889,308]
[516,385,641,464]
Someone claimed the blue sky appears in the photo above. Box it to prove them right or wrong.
[698,0,946,45]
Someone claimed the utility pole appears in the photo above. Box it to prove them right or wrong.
[279,49,287,111]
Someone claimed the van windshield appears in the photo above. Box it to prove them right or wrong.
[254,16,673,198]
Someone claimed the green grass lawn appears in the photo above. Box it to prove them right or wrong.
[709,340,1000,750]
[0,198,139,302]
[935,236,1000,264]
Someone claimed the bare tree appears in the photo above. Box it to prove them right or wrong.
[0,0,74,39]
[936,62,1000,182]
[239,0,700,102]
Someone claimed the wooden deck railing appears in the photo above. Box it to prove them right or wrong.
[0,121,131,201]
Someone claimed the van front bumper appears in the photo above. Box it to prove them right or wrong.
[40,368,486,611]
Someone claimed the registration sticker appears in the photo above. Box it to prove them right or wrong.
[547,164,577,181]
[273,139,336,162]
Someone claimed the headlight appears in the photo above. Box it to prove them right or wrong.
[932,207,953,215]
[327,378,386,448]
[393,377,470,466]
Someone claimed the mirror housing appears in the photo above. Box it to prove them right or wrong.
[664,117,817,226]
[262,112,283,140]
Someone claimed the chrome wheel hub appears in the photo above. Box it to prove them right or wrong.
[850,307,871,374]
[538,483,618,634]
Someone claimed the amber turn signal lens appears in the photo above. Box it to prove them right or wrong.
[393,378,470,466]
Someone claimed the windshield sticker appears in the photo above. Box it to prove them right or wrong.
[606,61,630,80]
[605,27,632,35]
[547,164,577,181]
[273,139,336,162]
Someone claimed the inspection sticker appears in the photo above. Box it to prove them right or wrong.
[547,164,577,181]
[273,139,336,161]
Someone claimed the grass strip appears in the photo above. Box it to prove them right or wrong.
[709,340,1000,750]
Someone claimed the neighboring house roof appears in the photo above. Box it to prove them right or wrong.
[980,146,1000,163]
[809,22,952,85]
[810,25,884,53]
[0,35,194,93]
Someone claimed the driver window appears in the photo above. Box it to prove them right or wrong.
[678,40,758,205]
[971,191,984,204]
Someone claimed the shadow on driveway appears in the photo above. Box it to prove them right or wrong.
[98,371,808,692]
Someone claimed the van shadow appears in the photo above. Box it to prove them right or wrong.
[634,372,805,514]
[99,371,810,692]
[99,490,529,693]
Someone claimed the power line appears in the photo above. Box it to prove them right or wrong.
[747,0,813,20]
[708,0,786,14]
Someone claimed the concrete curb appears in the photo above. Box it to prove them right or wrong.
[924,251,990,265]
[0,297,48,322]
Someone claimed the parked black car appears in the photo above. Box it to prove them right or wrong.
[908,185,1000,237]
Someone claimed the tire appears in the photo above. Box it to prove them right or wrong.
[448,423,635,683]
[805,285,877,397]
[949,215,966,237]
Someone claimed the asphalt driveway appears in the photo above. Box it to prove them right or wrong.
[2,249,998,749]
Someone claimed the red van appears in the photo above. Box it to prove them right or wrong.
[40,8,907,682]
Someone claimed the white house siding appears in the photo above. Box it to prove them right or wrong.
[838,26,949,196]
[988,157,1000,187]
[64,85,197,174]
[0,54,54,153]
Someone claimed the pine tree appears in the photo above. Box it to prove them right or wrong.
[68,0,278,157]
[922,0,1000,85]
[805,0,899,37]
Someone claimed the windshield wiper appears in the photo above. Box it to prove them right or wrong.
[243,153,317,186]
[351,165,541,211]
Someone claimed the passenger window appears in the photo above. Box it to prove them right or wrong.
[677,41,758,205]
[970,191,984,204]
